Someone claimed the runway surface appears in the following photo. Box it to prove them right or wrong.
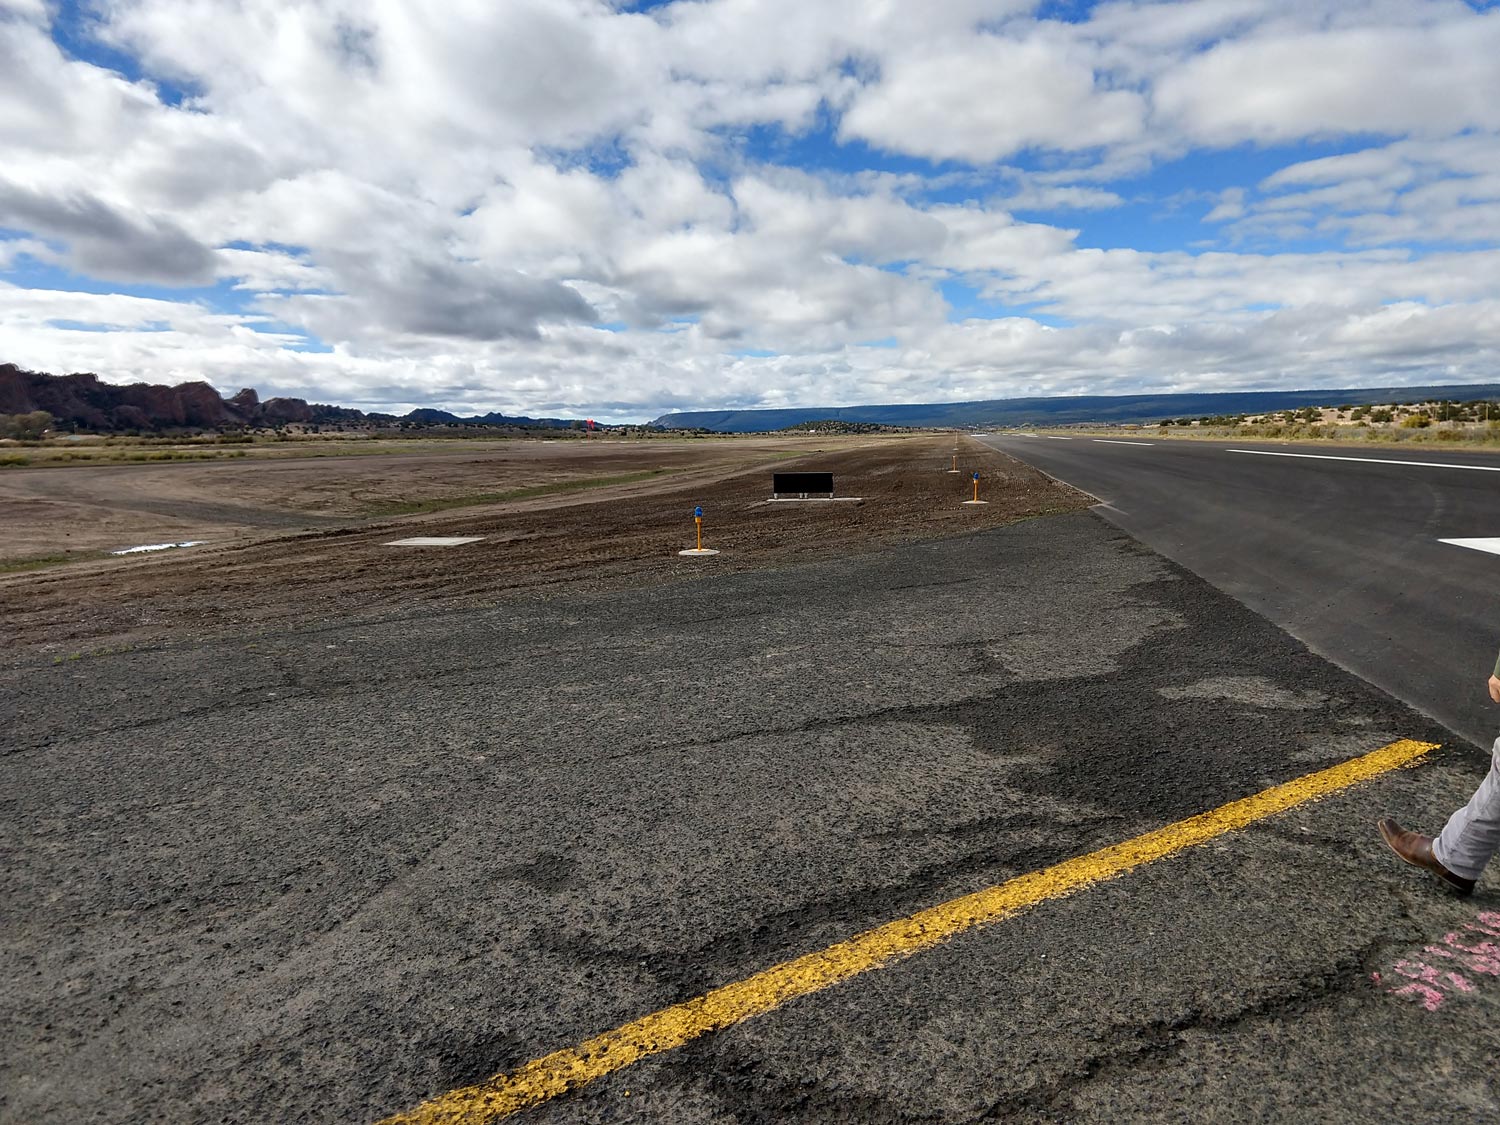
[982,434,1500,749]
[5,511,1496,1123]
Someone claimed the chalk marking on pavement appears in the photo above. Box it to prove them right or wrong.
[1440,538,1500,557]
[1091,439,1156,446]
[1227,449,1500,472]
[1372,911,1500,1011]
[376,739,1436,1125]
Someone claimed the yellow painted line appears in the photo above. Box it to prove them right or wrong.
[377,738,1436,1125]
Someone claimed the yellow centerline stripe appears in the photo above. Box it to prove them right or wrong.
[377,738,1436,1125]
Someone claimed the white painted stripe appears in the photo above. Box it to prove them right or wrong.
[1092,439,1156,446]
[1043,435,1073,440]
[1439,538,1500,556]
[1227,449,1500,472]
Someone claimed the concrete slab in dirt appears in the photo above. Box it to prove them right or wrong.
[1,511,1494,1124]
[109,540,206,555]
[383,536,486,547]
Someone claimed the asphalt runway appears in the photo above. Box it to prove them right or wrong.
[982,434,1500,749]
[5,510,1499,1123]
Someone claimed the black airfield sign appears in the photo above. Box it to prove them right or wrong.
[772,472,835,497]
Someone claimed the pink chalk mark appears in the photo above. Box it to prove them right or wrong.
[1390,982,1447,1011]
[1471,911,1500,936]
[1449,935,1500,956]
[1375,913,1500,1013]
[1423,945,1500,976]
[1435,934,1500,974]
[1393,959,1474,992]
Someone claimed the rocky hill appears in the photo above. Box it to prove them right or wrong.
[0,364,355,432]
[0,365,577,433]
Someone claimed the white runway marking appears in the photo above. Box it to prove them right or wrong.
[385,537,486,547]
[1043,435,1073,440]
[1440,538,1500,556]
[1227,450,1500,472]
[1092,439,1155,446]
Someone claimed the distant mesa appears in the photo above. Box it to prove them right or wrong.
[7,362,1500,437]
[0,364,591,434]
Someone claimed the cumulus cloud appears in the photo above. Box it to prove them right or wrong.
[1152,9,1500,145]
[841,33,1146,163]
[271,254,598,342]
[0,0,1498,419]
[0,178,216,284]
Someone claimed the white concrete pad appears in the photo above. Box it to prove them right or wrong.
[110,540,206,555]
[385,537,486,547]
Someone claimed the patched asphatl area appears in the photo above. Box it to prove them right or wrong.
[2,511,1495,1123]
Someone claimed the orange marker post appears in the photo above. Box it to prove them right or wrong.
[963,470,989,506]
[679,504,720,556]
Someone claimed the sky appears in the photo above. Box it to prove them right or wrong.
[2,0,1500,421]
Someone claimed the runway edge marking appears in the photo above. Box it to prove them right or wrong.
[375,738,1437,1125]
[1227,449,1500,472]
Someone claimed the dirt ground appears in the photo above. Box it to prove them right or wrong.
[0,437,829,561]
[0,434,1091,658]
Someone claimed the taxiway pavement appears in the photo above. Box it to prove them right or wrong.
[4,510,1497,1123]
[983,434,1500,749]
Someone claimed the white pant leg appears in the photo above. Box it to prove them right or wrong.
[1434,736,1500,881]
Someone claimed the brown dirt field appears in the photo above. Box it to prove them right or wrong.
[0,437,824,561]
[0,435,1092,658]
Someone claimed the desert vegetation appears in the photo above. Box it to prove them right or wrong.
[1102,399,1500,447]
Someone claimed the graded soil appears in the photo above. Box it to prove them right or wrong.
[0,435,1089,658]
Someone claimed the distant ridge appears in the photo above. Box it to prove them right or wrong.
[0,364,586,432]
[651,384,1500,432]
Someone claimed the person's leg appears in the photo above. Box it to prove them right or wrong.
[1433,736,1500,882]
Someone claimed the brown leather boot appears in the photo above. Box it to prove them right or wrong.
[1378,818,1476,895]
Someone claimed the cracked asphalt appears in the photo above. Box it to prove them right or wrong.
[4,510,1498,1123]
